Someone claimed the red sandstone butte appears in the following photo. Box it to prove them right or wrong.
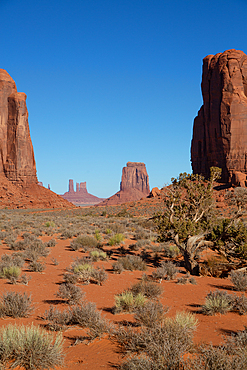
[0,69,72,209]
[191,49,247,186]
[99,162,150,206]
[61,180,105,205]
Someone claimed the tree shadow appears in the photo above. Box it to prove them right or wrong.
[209,284,234,292]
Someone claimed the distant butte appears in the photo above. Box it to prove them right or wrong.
[0,69,72,209]
[98,162,150,206]
[61,180,105,205]
[191,49,247,187]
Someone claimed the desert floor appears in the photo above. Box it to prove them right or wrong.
[0,206,245,369]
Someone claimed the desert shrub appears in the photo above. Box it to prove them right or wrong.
[0,324,64,369]
[0,253,25,274]
[24,240,49,261]
[95,229,102,241]
[120,355,152,370]
[177,272,197,285]
[202,290,233,315]
[91,266,108,285]
[0,291,33,318]
[109,233,125,246]
[90,249,107,261]
[28,260,45,272]
[115,255,147,272]
[112,261,125,274]
[161,242,180,258]
[56,283,84,305]
[70,302,109,339]
[70,235,98,251]
[60,229,74,239]
[45,221,55,227]
[19,273,32,285]
[114,291,146,314]
[113,316,194,370]
[110,223,126,234]
[43,306,72,331]
[10,240,27,251]
[152,261,178,281]
[134,300,169,327]
[130,280,163,299]
[63,272,78,284]
[45,238,57,248]
[51,257,59,265]
[230,270,247,291]
[1,265,21,284]
[233,294,247,315]
[134,227,150,240]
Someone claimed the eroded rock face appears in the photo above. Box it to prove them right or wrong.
[120,162,150,195]
[191,49,247,184]
[0,69,37,185]
[98,162,150,206]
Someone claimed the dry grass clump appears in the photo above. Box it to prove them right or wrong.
[114,291,147,314]
[90,249,107,261]
[230,270,247,291]
[43,306,73,331]
[152,261,178,281]
[177,272,197,285]
[70,235,98,251]
[0,291,33,318]
[108,233,125,246]
[0,324,64,370]
[112,255,147,273]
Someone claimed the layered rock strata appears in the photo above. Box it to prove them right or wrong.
[99,162,150,206]
[191,49,247,185]
[61,180,105,205]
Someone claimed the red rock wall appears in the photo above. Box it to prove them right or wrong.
[191,49,247,184]
[0,69,37,185]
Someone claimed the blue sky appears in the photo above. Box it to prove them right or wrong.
[1,0,247,197]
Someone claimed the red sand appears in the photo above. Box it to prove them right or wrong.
[0,236,246,369]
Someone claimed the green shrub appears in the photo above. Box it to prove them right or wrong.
[114,291,146,313]
[90,249,107,261]
[108,233,125,246]
[1,265,21,283]
[202,290,233,315]
[0,324,64,369]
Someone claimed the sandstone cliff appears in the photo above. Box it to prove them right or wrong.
[0,69,72,208]
[61,180,105,205]
[99,162,150,206]
[191,49,247,185]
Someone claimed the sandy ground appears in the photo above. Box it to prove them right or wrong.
[0,235,246,370]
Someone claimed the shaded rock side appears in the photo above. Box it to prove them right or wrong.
[98,162,150,206]
[0,69,37,185]
[61,180,105,205]
[191,49,247,184]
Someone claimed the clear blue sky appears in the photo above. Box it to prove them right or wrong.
[1,0,247,197]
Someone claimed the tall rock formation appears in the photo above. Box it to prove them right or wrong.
[99,162,150,206]
[0,69,37,184]
[61,180,105,205]
[0,69,72,208]
[191,49,247,185]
